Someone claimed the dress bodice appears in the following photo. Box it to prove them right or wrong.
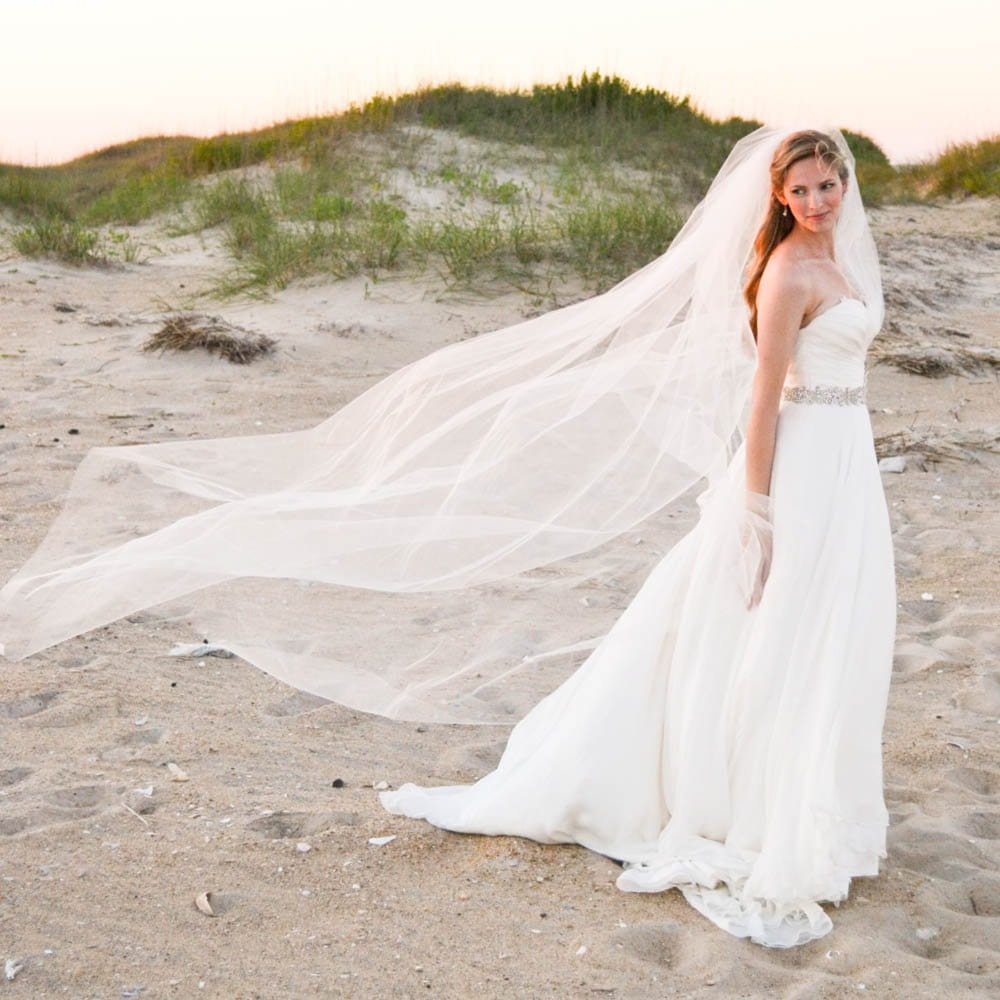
[783,297,876,389]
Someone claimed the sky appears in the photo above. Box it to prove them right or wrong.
[3,0,997,167]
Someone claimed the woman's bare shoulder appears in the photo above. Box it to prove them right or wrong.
[757,246,811,326]
[759,242,811,300]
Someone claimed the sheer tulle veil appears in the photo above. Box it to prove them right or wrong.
[0,124,883,723]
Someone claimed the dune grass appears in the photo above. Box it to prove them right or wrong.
[10,216,149,265]
[208,194,413,296]
[0,71,994,292]
[10,218,101,263]
[192,168,680,297]
[912,136,1000,197]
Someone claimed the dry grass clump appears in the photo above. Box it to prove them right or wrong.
[872,342,1000,377]
[875,427,1000,465]
[142,314,277,364]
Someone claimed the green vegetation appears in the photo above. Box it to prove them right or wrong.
[392,73,760,202]
[0,71,994,294]
[839,129,899,205]
[911,136,1000,197]
[9,216,148,265]
[10,217,101,263]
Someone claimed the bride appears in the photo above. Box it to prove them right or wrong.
[0,125,895,948]
[381,128,896,948]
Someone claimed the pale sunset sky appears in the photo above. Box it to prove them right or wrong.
[3,0,997,167]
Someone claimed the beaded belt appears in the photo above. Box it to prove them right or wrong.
[781,383,866,405]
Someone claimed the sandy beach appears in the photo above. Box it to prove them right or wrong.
[1,150,998,998]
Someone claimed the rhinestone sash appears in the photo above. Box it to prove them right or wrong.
[781,383,866,406]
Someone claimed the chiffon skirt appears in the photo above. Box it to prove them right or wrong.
[381,398,897,948]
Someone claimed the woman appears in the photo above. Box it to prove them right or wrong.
[379,129,897,948]
[0,126,895,946]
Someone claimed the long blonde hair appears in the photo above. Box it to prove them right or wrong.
[743,130,850,338]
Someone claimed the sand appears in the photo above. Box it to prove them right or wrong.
[1,164,998,998]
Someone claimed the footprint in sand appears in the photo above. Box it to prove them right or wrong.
[895,897,1000,981]
[1,783,116,838]
[922,608,999,646]
[890,826,994,883]
[890,533,922,580]
[606,920,809,994]
[884,782,932,828]
[0,815,31,836]
[899,599,949,625]
[0,766,32,787]
[893,640,955,675]
[895,607,997,676]
[953,672,1000,717]
[948,767,1000,798]
[882,857,1000,984]
[55,653,99,670]
[0,691,60,720]
[117,726,163,747]
[437,740,508,779]
[964,812,1000,840]
[607,921,695,972]
[262,691,331,717]
[893,551,922,580]
[45,784,109,812]
[932,633,981,662]
[245,810,359,839]
[913,526,983,554]
[920,870,1000,917]
[897,926,1000,979]
[968,875,1000,917]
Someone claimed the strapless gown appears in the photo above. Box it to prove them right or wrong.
[381,296,897,948]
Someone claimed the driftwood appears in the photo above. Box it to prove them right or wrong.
[142,314,277,364]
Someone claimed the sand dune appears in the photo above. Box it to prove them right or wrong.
[1,187,998,997]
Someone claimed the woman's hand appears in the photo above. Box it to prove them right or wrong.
[740,490,774,610]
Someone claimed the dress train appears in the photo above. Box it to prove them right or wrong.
[382,299,897,948]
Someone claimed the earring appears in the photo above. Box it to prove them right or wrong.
[782,204,788,218]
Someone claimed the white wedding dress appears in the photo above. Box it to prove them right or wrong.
[381,295,897,948]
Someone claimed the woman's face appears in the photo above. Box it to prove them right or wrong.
[778,156,846,233]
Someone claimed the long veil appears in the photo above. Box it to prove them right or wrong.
[0,124,883,724]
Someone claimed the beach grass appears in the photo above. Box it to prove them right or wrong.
[1,71,994,292]
[8,217,150,266]
[913,136,1000,197]
[10,217,102,263]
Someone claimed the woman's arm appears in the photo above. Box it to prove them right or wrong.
[744,263,810,495]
